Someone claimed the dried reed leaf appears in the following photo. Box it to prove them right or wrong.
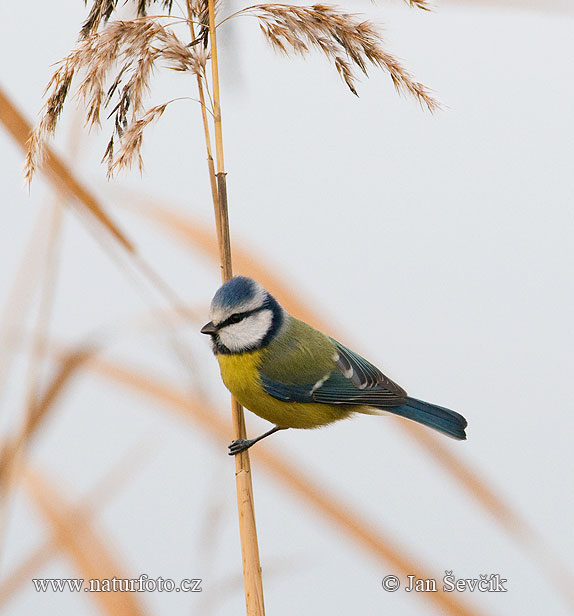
[0,348,95,491]
[0,440,156,607]
[244,4,439,108]
[2,88,191,339]
[0,346,92,567]
[0,201,64,552]
[0,206,54,413]
[81,353,485,616]
[8,91,192,337]
[0,87,133,250]
[22,466,148,616]
[21,200,63,432]
[0,541,54,608]
[23,349,93,439]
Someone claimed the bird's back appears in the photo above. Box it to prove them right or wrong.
[259,317,337,385]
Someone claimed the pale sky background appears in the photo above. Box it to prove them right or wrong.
[0,1,573,615]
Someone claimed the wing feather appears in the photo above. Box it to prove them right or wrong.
[331,340,406,398]
[259,330,407,408]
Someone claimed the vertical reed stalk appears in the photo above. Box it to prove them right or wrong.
[184,1,218,221]
[205,3,265,613]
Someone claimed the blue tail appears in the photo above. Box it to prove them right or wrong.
[384,397,467,440]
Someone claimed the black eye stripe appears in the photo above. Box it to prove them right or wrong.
[218,307,262,329]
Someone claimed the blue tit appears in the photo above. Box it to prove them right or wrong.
[201,276,467,455]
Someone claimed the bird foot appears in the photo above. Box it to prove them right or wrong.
[228,439,253,455]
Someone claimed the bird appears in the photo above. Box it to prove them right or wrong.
[201,276,467,455]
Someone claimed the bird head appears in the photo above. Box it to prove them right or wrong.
[201,276,286,354]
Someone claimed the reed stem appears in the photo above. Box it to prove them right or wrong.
[205,2,265,613]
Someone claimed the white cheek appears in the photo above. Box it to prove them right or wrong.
[217,310,273,351]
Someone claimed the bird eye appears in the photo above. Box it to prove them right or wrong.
[228,313,244,324]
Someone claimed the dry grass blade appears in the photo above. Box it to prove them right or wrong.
[1,87,192,318]
[240,3,439,107]
[22,466,148,616]
[0,87,133,250]
[0,206,54,411]
[0,439,155,608]
[24,19,207,180]
[80,353,487,616]
[0,200,63,561]
[0,347,95,491]
[20,201,63,438]
[23,347,96,439]
[0,347,94,576]
[0,541,54,608]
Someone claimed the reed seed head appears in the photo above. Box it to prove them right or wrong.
[250,3,439,109]
[25,17,207,181]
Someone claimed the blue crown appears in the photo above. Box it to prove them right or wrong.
[211,276,258,310]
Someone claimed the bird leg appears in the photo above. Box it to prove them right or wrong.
[228,426,287,455]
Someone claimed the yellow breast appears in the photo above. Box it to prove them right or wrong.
[216,351,354,429]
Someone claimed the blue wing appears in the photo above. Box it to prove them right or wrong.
[258,333,467,439]
[260,339,407,407]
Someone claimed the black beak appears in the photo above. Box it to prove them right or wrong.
[200,321,217,335]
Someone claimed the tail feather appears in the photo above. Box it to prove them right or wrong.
[384,397,467,440]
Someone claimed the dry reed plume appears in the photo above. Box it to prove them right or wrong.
[25,18,207,180]
[25,0,438,182]
[80,0,175,39]
[238,3,439,105]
